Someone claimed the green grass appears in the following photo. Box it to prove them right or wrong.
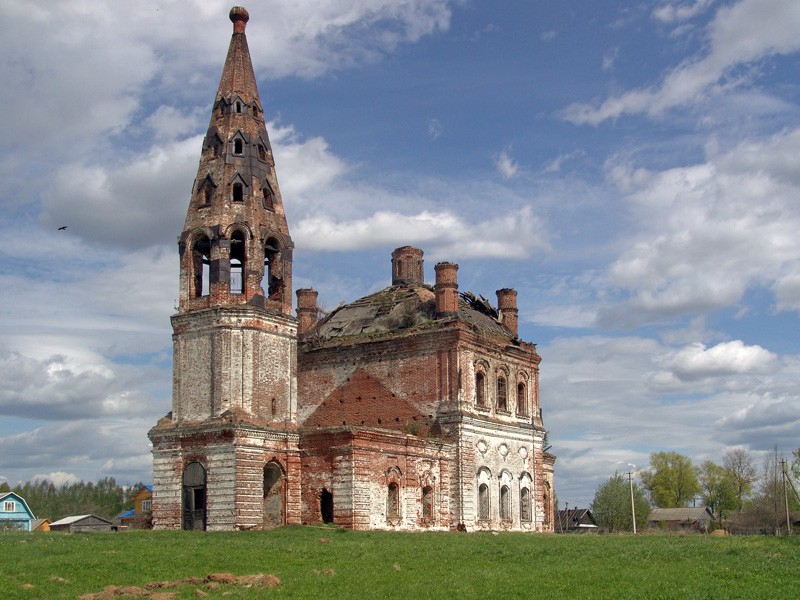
[2,527,799,599]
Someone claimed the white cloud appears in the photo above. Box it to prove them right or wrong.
[295,205,550,259]
[599,127,800,325]
[653,0,715,24]
[494,150,520,179]
[31,471,81,488]
[562,0,800,124]
[657,340,777,382]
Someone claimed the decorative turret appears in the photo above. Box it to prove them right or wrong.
[434,262,459,316]
[296,288,319,335]
[496,288,518,336]
[391,246,424,285]
[178,6,293,315]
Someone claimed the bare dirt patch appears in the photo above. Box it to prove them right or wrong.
[78,572,280,599]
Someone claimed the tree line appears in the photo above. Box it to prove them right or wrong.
[0,477,144,521]
[589,448,800,532]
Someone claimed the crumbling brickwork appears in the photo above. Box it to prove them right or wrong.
[150,6,555,533]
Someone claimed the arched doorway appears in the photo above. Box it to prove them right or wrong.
[263,462,284,527]
[182,462,206,531]
[320,488,334,524]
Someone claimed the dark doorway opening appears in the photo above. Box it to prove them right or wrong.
[320,488,334,524]
[182,462,207,531]
[263,462,284,527]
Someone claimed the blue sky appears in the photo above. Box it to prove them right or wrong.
[1,0,799,508]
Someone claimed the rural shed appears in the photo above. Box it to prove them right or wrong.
[648,507,714,532]
[49,514,115,533]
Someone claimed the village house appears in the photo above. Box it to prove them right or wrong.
[149,6,555,532]
[0,492,35,531]
[648,507,714,532]
[117,484,153,530]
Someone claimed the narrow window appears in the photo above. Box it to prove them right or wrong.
[478,484,489,520]
[500,485,510,521]
[3,501,15,512]
[517,382,527,416]
[230,231,245,294]
[263,185,274,210]
[264,239,282,301]
[141,499,152,513]
[258,144,266,161]
[475,372,485,407]
[192,236,211,297]
[235,101,242,113]
[232,182,244,202]
[497,375,507,412]
[387,483,400,519]
[234,138,243,155]
[520,488,531,522]
[271,398,277,416]
[421,486,433,522]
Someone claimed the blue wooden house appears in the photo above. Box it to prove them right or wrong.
[0,492,36,531]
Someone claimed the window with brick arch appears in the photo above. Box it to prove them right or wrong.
[191,235,211,297]
[517,382,528,416]
[500,485,511,521]
[475,372,486,407]
[520,487,531,522]
[496,375,507,412]
[478,484,489,520]
[387,482,400,520]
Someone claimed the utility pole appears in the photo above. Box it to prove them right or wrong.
[627,466,637,534]
[781,459,791,536]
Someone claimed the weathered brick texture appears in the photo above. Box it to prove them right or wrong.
[149,6,555,533]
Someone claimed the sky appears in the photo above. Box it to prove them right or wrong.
[1,0,799,508]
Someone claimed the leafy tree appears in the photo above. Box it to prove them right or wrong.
[723,448,759,512]
[698,460,737,522]
[640,451,700,508]
[591,473,650,532]
[0,481,10,493]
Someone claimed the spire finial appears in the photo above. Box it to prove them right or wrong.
[230,6,249,33]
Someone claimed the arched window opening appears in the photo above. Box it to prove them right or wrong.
[182,462,206,531]
[543,484,552,528]
[320,489,334,524]
[230,231,245,294]
[262,185,274,210]
[232,182,244,202]
[478,484,489,521]
[497,375,507,412]
[271,398,277,417]
[263,239,283,301]
[234,138,243,155]
[235,101,242,113]
[421,486,433,522]
[387,482,400,520]
[258,143,266,161]
[262,462,284,527]
[517,382,527,416]
[520,487,531,522]
[500,485,511,521]
[203,187,213,205]
[192,236,211,297]
[475,372,486,407]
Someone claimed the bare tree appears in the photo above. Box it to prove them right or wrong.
[722,448,759,512]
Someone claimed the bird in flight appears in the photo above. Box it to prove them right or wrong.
[58,226,67,230]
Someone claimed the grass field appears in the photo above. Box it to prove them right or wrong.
[2,526,799,599]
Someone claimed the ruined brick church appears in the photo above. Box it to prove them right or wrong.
[149,7,555,532]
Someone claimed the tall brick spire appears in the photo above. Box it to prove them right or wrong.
[178,6,294,315]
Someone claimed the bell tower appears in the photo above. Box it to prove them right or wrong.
[150,7,301,531]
